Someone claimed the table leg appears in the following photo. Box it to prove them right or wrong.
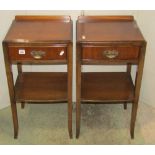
[76,101,81,138]
[68,43,73,138]
[11,102,18,139]
[130,43,146,139]
[68,101,72,138]
[130,103,138,139]
[76,43,81,138]
[3,42,19,139]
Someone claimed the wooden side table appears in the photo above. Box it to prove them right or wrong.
[3,16,73,138]
[76,16,146,139]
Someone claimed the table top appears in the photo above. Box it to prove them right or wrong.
[76,16,145,43]
[4,16,72,43]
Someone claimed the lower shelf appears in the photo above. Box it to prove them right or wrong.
[15,72,68,103]
[81,72,134,103]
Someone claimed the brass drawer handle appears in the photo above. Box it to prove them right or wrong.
[103,50,119,59]
[31,51,45,59]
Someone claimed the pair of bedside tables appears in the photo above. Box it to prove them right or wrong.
[3,15,146,139]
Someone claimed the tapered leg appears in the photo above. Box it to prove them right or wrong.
[130,44,146,139]
[3,42,19,139]
[68,101,72,138]
[76,43,81,138]
[124,63,131,111]
[67,43,73,138]
[76,101,81,138]
[130,103,138,139]
[17,64,25,109]
[11,102,19,139]
[124,103,127,110]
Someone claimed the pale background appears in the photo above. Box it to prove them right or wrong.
[0,10,155,109]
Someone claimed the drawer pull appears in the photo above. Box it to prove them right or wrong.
[31,51,45,59]
[103,50,119,59]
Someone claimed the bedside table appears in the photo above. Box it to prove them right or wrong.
[3,16,73,138]
[76,16,146,139]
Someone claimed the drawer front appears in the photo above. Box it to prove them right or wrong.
[8,46,67,61]
[82,46,139,61]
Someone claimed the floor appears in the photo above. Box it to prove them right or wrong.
[0,102,155,144]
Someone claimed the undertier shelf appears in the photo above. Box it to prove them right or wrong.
[81,72,134,103]
[15,72,68,103]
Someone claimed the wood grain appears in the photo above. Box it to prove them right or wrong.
[15,72,68,102]
[82,46,140,61]
[77,16,144,42]
[78,15,134,22]
[15,15,71,22]
[81,72,134,103]
[4,16,72,43]
[8,46,67,62]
